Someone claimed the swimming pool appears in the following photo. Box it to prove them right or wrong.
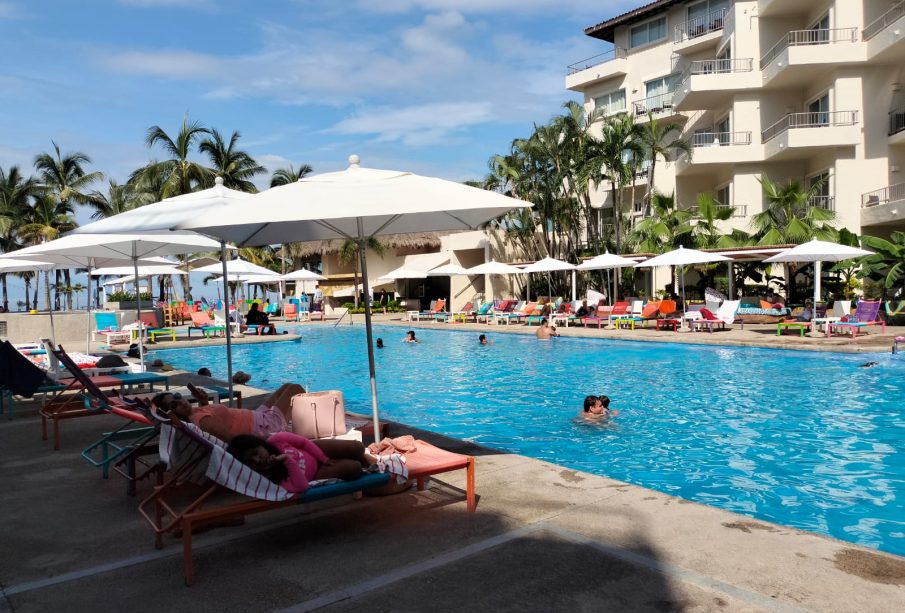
[151,325,905,557]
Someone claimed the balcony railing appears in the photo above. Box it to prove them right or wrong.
[689,204,747,218]
[863,0,905,40]
[691,131,752,147]
[759,28,858,70]
[674,8,729,43]
[632,92,677,116]
[685,57,753,77]
[862,183,905,207]
[807,196,835,212]
[567,47,628,75]
[890,106,905,136]
[761,111,858,143]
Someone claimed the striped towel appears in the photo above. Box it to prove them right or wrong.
[371,453,409,484]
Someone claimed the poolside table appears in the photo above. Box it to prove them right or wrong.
[777,320,811,337]
[114,372,169,392]
[656,318,679,332]
[613,317,638,330]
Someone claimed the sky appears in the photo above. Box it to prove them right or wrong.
[0,0,635,305]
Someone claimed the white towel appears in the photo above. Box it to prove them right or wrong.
[370,453,409,484]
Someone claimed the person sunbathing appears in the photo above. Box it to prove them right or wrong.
[153,382,303,442]
[227,432,374,493]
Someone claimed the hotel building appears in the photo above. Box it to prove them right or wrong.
[566,0,905,239]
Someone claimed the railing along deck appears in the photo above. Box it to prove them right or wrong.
[890,106,905,137]
[567,48,627,75]
[674,8,729,43]
[692,131,752,147]
[863,0,905,40]
[862,183,905,207]
[632,92,677,116]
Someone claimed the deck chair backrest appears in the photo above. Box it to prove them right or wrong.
[854,300,881,322]
[834,300,851,317]
[641,301,660,318]
[51,345,107,400]
[716,300,740,322]
[95,311,119,331]
[432,299,446,313]
[659,300,677,316]
[139,312,160,328]
[630,300,644,316]
[611,301,630,315]
[190,311,211,327]
[160,422,294,501]
[477,302,493,315]
[460,302,474,312]
[522,302,537,315]
[283,303,297,315]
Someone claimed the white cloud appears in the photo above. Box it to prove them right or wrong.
[0,2,25,19]
[330,101,494,146]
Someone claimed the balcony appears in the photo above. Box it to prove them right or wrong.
[864,1,905,63]
[806,196,835,212]
[673,58,757,110]
[631,92,683,122]
[862,183,905,227]
[761,111,860,160]
[760,29,863,88]
[565,48,628,91]
[677,132,761,175]
[758,0,814,18]
[890,106,905,144]
[673,8,729,54]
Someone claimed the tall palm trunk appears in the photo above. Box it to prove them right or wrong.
[1,274,7,312]
[23,275,31,310]
[63,269,73,309]
[32,273,39,310]
[54,270,61,310]
[44,271,52,312]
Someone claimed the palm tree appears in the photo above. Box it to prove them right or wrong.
[858,231,905,296]
[33,142,103,309]
[637,114,691,205]
[18,193,76,311]
[690,192,740,249]
[132,115,211,199]
[339,238,385,309]
[270,164,313,187]
[132,115,212,299]
[0,165,41,311]
[630,192,693,253]
[87,179,150,220]
[580,113,644,257]
[753,175,838,302]
[199,129,265,192]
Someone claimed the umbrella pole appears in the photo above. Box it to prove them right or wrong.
[86,267,92,354]
[571,270,576,302]
[357,220,381,444]
[220,241,235,406]
[133,256,145,372]
[813,261,821,309]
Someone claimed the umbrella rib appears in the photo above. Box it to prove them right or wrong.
[369,215,402,238]
[444,211,476,229]
[314,219,356,241]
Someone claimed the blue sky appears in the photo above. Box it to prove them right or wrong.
[0,0,635,304]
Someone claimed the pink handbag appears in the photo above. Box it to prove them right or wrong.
[290,390,347,439]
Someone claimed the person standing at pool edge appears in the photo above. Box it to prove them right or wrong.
[536,318,559,340]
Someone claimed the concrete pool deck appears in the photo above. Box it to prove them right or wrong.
[1,373,903,612]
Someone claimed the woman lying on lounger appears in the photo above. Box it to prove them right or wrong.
[227,432,374,493]
[153,382,303,442]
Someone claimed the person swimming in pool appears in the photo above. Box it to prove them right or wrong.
[581,395,619,419]
[859,361,879,368]
[478,334,491,346]
[376,338,384,349]
[403,330,419,343]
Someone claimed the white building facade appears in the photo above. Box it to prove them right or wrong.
[566,0,905,240]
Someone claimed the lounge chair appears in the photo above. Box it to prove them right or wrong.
[127,313,176,343]
[282,302,299,322]
[551,302,576,328]
[309,301,325,321]
[139,420,475,585]
[451,301,475,323]
[496,301,536,325]
[812,300,851,332]
[611,300,647,329]
[606,301,633,326]
[689,300,741,332]
[884,300,905,319]
[93,311,131,345]
[828,300,885,338]
[474,301,497,324]
[580,300,619,328]
[38,344,169,450]
[188,312,225,338]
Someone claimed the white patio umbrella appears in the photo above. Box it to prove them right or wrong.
[176,155,531,440]
[577,252,638,304]
[378,266,428,281]
[194,258,279,305]
[517,257,575,301]
[69,177,253,399]
[465,260,524,275]
[6,232,223,366]
[0,257,60,343]
[764,238,873,311]
[634,246,730,313]
[278,268,326,304]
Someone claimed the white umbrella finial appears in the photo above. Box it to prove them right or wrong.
[348,154,361,168]
[215,176,224,186]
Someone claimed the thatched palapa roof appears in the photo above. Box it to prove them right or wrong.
[288,232,445,257]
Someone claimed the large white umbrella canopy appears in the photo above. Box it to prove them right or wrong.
[427,263,470,276]
[577,252,639,304]
[378,266,428,281]
[176,155,532,439]
[515,257,575,302]
[0,258,59,340]
[465,260,524,275]
[193,257,278,278]
[6,232,223,363]
[281,269,327,282]
[635,246,731,316]
[92,264,184,278]
[765,238,874,311]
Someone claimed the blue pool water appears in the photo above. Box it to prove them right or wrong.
[151,325,905,556]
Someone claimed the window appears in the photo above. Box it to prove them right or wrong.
[630,17,667,48]
[810,13,830,43]
[686,0,730,37]
[808,171,833,210]
[715,184,730,206]
[807,93,829,126]
[593,89,626,116]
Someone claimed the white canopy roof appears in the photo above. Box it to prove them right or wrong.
[379,252,449,281]
[635,246,730,268]
[764,239,873,263]
[3,232,223,266]
[175,156,533,246]
[90,258,180,276]
[193,258,279,277]
[280,269,326,282]
[0,258,57,273]
[428,263,471,276]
